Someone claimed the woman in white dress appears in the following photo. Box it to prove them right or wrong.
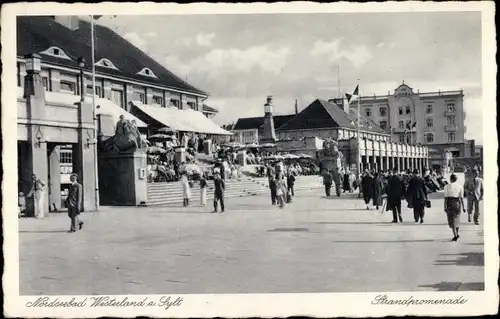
[180,172,191,207]
[27,174,46,218]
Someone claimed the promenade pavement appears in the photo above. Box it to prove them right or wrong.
[19,188,484,295]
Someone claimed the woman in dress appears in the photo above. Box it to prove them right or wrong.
[275,174,287,208]
[360,170,374,210]
[180,172,191,207]
[443,174,466,241]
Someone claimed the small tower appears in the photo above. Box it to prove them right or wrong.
[261,95,277,143]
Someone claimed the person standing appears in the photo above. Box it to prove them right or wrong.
[180,172,191,207]
[269,174,278,205]
[407,169,428,223]
[361,170,374,210]
[275,175,287,208]
[463,168,484,225]
[212,172,225,213]
[199,174,207,206]
[26,174,46,218]
[444,174,466,241]
[387,168,404,223]
[286,171,296,197]
[322,170,333,197]
[343,168,351,193]
[66,173,84,233]
[372,172,385,210]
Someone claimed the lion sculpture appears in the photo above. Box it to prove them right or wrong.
[101,116,148,153]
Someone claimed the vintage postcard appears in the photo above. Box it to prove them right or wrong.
[2,1,498,318]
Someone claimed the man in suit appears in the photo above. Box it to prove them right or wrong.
[212,172,225,213]
[386,168,404,223]
[322,170,333,197]
[464,168,484,225]
[66,173,84,233]
[407,169,428,223]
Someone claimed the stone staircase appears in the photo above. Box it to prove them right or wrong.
[146,175,323,206]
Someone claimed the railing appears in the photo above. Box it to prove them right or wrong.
[419,90,463,98]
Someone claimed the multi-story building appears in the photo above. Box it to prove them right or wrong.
[348,82,469,158]
[16,15,228,214]
[233,114,296,144]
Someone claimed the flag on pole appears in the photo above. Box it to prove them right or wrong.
[345,85,359,104]
[405,120,417,132]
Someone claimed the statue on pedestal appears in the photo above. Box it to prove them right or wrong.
[318,138,343,196]
[102,115,147,153]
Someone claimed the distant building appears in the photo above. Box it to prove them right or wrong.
[232,114,295,144]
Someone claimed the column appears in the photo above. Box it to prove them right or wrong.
[48,145,61,211]
[404,156,409,171]
[378,153,384,172]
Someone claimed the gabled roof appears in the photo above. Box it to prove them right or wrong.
[17,16,207,96]
[277,99,387,134]
[233,114,295,131]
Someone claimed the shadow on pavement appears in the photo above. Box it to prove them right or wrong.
[418,281,484,291]
[434,252,484,266]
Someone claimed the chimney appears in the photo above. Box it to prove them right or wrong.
[294,99,298,115]
[53,16,80,31]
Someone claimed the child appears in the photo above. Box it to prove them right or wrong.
[18,192,26,218]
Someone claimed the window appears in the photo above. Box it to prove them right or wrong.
[426,104,433,114]
[406,120,412,128]
[59,148,73,175]
[111,89,124,109]
[60,80,76,93]
[398,120,404,129]
[40,46,72,60]
[53,48,60,55]
[447,103,456,113]
[379,107,387,117]
[364,108,371,117]
[42,77,49,91]
[426,118,433,128]
[171,99,181,109]
[379,121,387,130]
[137,67,158,78]
[447,132,456,142]
[152,95,164,106]
[95,58,119,70]
[187,102,196,110]
[398,107,403,115]
[425,133,434,143]
[405,106,411,114]
[399,135,405,143]
[447,116,455,125]
[86,85,102,97]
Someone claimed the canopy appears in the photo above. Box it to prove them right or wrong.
[131,101,232,135]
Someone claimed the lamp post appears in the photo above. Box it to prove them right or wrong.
[77,57,86,102]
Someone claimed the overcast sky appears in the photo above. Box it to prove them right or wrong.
[96,12,482,143]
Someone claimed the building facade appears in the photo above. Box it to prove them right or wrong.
[348,82,467,156]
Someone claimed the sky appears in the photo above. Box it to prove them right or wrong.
[95,12,483,143]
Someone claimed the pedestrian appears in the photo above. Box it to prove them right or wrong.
[286,171,296,197]
[199,174,207,206]
[269,173,278,205]
[65,173,84,233]
[444,174,466,241]
[463,168,484,225]
[343,168,351,193]
[387,168,404,223]
[276,175,287,208]
[372,172,385,210]
[361,170,374,210]
[406,169,428,223]
[212,172,225,213]
[180,172,191,207]
[26,174,46,218]
[322,170,333,197]
[18,192,26,218]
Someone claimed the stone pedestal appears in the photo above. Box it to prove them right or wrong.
[175,147,186,163]
[98,151,148,206]
[203,140,212,155]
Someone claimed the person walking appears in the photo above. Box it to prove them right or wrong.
[387,168,404,223]
[180,172,191,207]
[343,168,351,193]
[286,171,296,197]
[212,172,225,213]
[361,170,374,210]
[372,172,385,210]
[322,170,333,197]
[199,174,207,206]
[407,169,428,223]
[463,168,484,225]
[66,173,84,233]
[269,174,278,205]
[444,174,466,241]
[276,174,287,208]
[26,174,46,218]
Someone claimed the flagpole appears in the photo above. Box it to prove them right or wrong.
[91,15,100,209]
[356,84,361,175]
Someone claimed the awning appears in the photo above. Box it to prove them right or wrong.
[37,90,147,128]
[131,101,232,135]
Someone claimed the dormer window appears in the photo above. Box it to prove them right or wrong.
[39,46,71,60]
[95,58,119,70]
[137,67,158,78]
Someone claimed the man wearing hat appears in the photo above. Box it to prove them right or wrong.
[463,168,484,225]
[66,173,84,232]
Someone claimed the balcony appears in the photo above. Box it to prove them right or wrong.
[444,109,456,116]
[445,124,458,132]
